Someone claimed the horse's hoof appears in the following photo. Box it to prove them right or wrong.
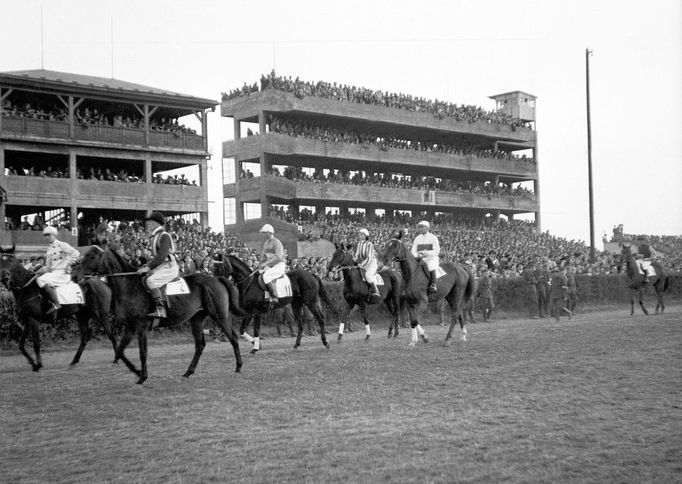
[32,364,40,372]
[325,342,331,349]
[421,334,429,344]
[136,377,147,385]
[250,349,258,355]
[407,342,416,349]
[337,334,343,342]
[461,335,467,342]
[183,371,192,378]
[293,345,300,350]
[235,365,242,373]
[445,339,451,346]
[68,363,77,370]
[365,335,370,341]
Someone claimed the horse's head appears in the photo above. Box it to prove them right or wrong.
[73,245,106,279]
[0,251,24,291]
[328,242,354,272]
[213,257,234,279]
[381,231,405,266]
[621,243,633,259]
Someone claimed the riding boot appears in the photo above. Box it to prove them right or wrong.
[370,283,380,296]
[148,287,167,318]
[266,282,279,303]
[44,286,61,315]
[428,270,438,294]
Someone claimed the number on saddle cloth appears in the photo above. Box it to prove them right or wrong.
[165,277,190,296]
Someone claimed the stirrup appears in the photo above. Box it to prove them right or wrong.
[148,307,166,318]
[428,284,438,293]
[46,303,60,315]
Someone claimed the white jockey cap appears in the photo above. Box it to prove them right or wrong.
[259,224,274,233]
[358,228,370,237]
[43,226,58,236]
[417,220,430,229]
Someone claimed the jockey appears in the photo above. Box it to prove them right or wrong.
[354,228,380,298]
[35,226,81,314]
[411,220,440,293]
[258,224,286,303]
[636,237,657,284]
[136,212,178,318]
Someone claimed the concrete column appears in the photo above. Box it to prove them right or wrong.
[236,201,245,225]
[233,119,241,140]
[258,110,266,135]
[0,142,5,227]
[145,154,153,212]
[0,141,5,174]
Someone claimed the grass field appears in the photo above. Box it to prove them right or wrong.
[1,307,681,483]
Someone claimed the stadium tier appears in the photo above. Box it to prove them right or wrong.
[221,74,538,256]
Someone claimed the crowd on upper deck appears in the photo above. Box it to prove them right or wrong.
[222,70,530,129]
[1,99,196,135]
[267,115,534,163]
[267,165,535,200]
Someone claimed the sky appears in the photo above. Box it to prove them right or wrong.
[1,0,680,244]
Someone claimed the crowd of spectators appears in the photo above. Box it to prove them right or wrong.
[222,70,530,129]
[268,115,534,163]
[270,165,535,200]
[5,164,197,186]
[1,99,196,135]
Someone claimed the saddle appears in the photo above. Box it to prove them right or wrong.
[636,260,656,277]
[257,274,292,300]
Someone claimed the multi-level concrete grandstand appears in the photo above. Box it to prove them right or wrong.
[221,74,538,257]
[0,69,215,254]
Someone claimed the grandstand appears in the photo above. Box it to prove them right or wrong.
[221,73,538,257]
[0,69,215,254]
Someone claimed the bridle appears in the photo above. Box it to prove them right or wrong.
[328,247,356,273]
[384,238,408,263]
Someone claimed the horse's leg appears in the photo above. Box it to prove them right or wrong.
[359,303,371,340]
[638,287,648,315]
[629,288,635,316]
[215,315,243,374]
[240,316,255,343]
[115,324,141,378]
[31,319,43,370]
[291,301,304,349]
[407,299,428,348]
[136,324,148,384]
[70,311,91,367]
[438,299,447,327]
[282,305,296,337]
[184,314,207,378]
[18,318,38,370]
[307,299,330,349]
[251,313,262,354]
[101,314,119,364]
[337,301,354,342]
[399,297,410,328]
[385,297,398,338]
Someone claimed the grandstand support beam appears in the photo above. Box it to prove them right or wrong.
[69,151,77,235]
[0,88,13,132]
[68,96,84,138]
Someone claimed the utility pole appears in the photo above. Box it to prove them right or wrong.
[586,48,595,264]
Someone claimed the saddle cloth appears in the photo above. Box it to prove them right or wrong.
[264,275,292,299]
[55,282,84,305]
[360,272,385,286]
[165,278,190,296]
[435,266,447,279]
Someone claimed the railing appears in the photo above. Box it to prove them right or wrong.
[1,115,205,151]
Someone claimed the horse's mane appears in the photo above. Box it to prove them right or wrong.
[105,247,136,273]
[224,254,252,279]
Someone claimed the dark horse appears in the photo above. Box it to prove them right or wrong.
[0,245,115,371]
[381,231,474,346]
[621,244,670,315]
[213,254,335,352]
[327,242,401,341]
[76,246,244,384]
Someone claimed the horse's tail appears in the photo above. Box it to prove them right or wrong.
[216,276,249,317]
[663,274,672,293]
[312,273,338,317]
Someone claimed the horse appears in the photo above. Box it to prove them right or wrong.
[213,254,336,352]
[327,242,401,341]
[621,244,670,315]
[381,230,475,346]
[75,245,245,384]
[0,245,116,372]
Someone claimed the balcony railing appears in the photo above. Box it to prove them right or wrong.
[1,115,205,151]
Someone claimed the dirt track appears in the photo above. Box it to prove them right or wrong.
[1,307,681,483]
